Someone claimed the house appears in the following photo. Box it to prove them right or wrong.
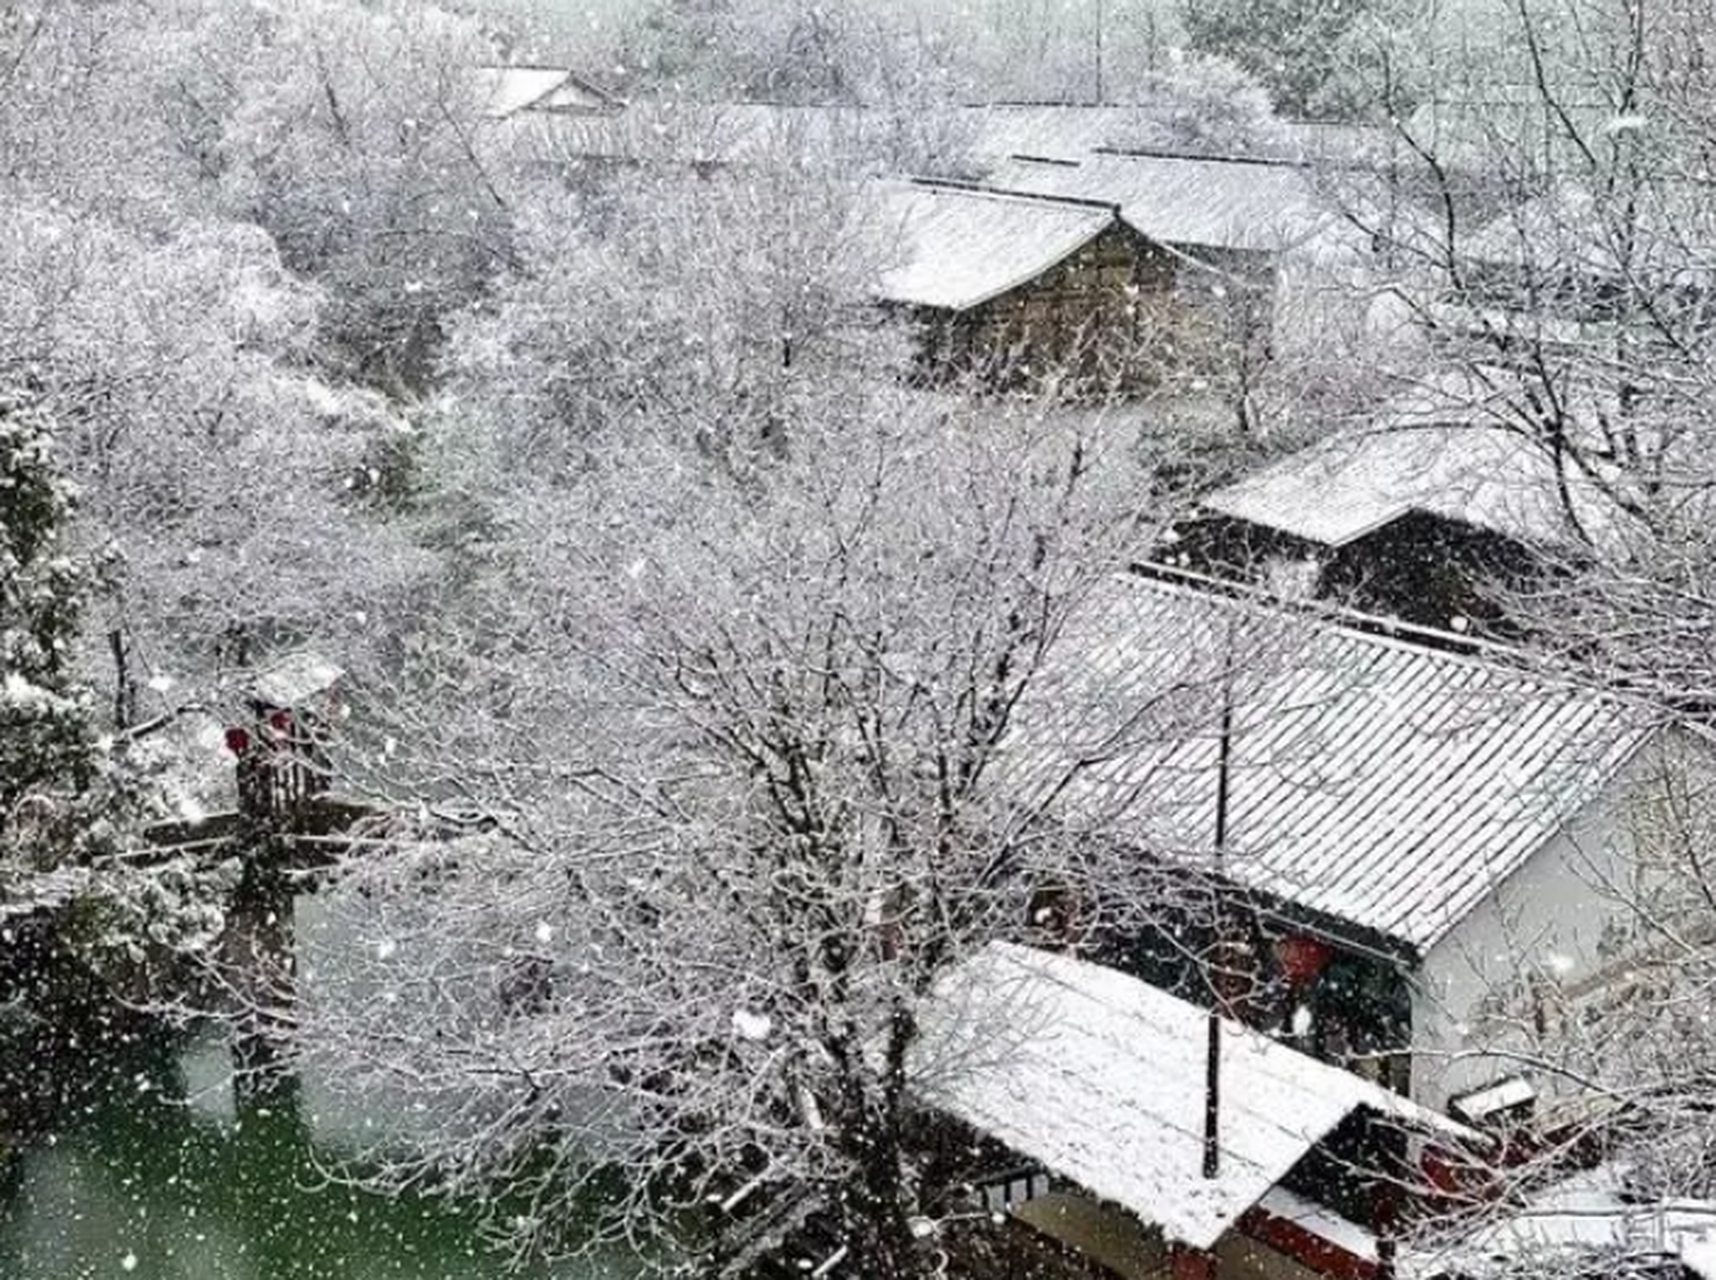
[1001,567,1702,1116]
[1426,182,1716,384]
[1174,386,1624,633]
[984,150,1379,392]
[868,180,1172,392]
[911,940,1480,1280]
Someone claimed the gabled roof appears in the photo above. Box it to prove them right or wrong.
[988,151,1355,258]
[1201,425,1611,551]
[1001,572,1647,951]
[1198,381,1627,553]
[473,66,620,119]
[912,942,1475,1251]
[868,180,1121,312]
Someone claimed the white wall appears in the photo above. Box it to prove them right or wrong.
[1409,734,1706,1111]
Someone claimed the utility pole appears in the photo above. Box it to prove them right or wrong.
[1093,0,1105,105]
[1203,633,1237,1180]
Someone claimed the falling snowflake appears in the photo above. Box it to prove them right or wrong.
[534,921,554,945]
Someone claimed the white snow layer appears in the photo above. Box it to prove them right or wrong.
[910,941,1473,1251]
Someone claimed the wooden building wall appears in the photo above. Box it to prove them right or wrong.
[904,224,1273,397]
[1168,511,1539,639]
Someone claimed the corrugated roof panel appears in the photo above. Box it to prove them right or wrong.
[867,181,1118,312]
[1004,575,1647,951]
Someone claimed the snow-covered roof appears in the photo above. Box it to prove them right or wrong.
[868,181,1120,312]
[1000,571,1647,951]
[473,66,619,119]
[989,152,1354,258]
[1459,182,1716,286]
[516,101,903,169]
[248,651,344,708]
[1402,1164,1716,1280]
[1200,423,1617,552]
[912,942,1473,1251]
[1199,371,1632,554]
[964,104,1211,165]
[520,100,1299,175]
[1256,1186,1380,1263]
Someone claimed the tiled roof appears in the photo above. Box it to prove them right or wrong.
[912,942,1476,1250]
[1001,572,1646,951]
[868,180,1118,312]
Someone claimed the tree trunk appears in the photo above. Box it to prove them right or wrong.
[841,1135,924,1280]
[222,850,299,1108]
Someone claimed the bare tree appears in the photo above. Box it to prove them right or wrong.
[289,360,1217,1276]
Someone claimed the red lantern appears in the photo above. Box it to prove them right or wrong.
[224,726,251,756]
[268,709,294,738]
[1274,934,1332,986]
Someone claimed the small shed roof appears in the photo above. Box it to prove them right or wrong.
[1000,572,1646,952]
[868,180,1119,312]
[473,66,619,119]
[1201,426,1611,551]
[248,651,344,709]
[1198,383,1627,553]
[912,941,1473,1251]
[989,152,1352,257]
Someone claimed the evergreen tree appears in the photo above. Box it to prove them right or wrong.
[1179,0,1377,119]
[0,384,103,885]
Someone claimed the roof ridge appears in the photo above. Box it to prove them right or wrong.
[904,175,1121,215]
[1092,146,1309,170]
[1124,561,1621,700]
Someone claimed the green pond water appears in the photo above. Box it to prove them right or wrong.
[0,1034,638,1280]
